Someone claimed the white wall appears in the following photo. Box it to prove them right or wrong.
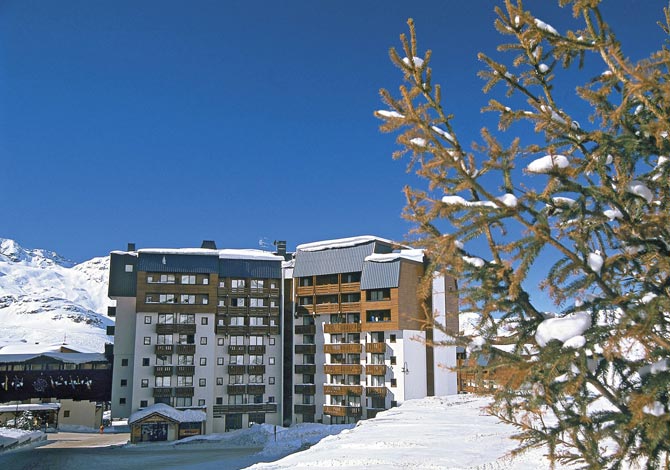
[432,275,458,396]
[397,330,427,401]
[111,296,137,419]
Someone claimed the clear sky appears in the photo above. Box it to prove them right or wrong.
[1,0,665,264]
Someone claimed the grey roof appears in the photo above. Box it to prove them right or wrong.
[360,260,401,290]
[108,253,137,297]
[138,253,219,274]
[219,259,281,279]
[293,241,378,277]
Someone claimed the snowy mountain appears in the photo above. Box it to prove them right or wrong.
[0,238,113,353]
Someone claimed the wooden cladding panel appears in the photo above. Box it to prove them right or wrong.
[324,322,361,334]
[324,343,362,354]
[324,364,362,375]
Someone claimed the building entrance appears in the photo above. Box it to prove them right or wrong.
[140,422,168,442]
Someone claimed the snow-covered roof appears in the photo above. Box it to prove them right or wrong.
[0,343,94,354]
[0,352,108,364]
[364,249,424,263]
[138,248,220,256]
[296,236,400,252]
[0,403,61,412]
[135,248,283,261]
[129,403,207,424]
[110,250,138,257]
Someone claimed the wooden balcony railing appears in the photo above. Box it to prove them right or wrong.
[324,364,363,375]
[314,284,340,295]
[323,384,363,396]
[314,303,339,314]
[153,387,172,398]
[294,384,316,395]
[247,385,265,395]
[248,365,266,375]
[155,345,174,355]
[174,386,194,397]
[176,365,195,376]
[176,344,196,355]
[295,286,314,297]
[248,345,266,355]
[366,386,388,397]
[365,365,386,376]
[228,365,245,375]
[228,345,246,354]
[212,403,277,414]
[153,366,174,376]
[340,282,360,293]
[227,384,246,395]
[324,343,362,354]
[340,303,360,313]
[323,405,363,417]
[365,342,386,354]
[324,322,361,334]
[295,324,316,335]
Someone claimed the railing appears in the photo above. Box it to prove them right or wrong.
[176,344,196,355]
[153,387,172,397]
[340,282,360,293]
[247,385,265,395]
[294,404,316,415]
[366,386,388,397]
[366,342,386,354]
[340,303,360,313]
[155,345,174,355]
[228,345,246,354]
[294,384,316,395]
[323,405,362,417]
[294,364,316,374]
[156,323,195,334]
[227,384,246,395]
[324,322,361,334]
[295,344,316,354]
[314,303,339,314]
[154,366,174,376]
[295,286,314,297]
[228,365,245,374]
[248,365,266,375]
[324,364,362,375]
[248,345,266,355]
[323,384,363,396]
[212,403,277,414]
[174,386,194,397]
[295,324,316,335]
[176,365,195,376]
[314,284,339,295]
[365,365,386,376]
[324,343,362,354]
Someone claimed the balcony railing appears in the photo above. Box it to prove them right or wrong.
[314,303,338,314]
[247,385,265,395]
[314,284,339,295]
[174,386,194,397]
[366,342,386,354]
[324,364,363,375]
[324,322,361,334]
[340,282,360,293]
[248,345,266,355]
[324,343,362,354]
[155,345,174,355]
[228,365,245,374]
[295,286,314,297]
[295,324,316,335]
[294,384,316,395]
[153,366,174,376]
[294,364,316,374]
[228,345,246,354]
[153,387,172,398]
[365,365,386,376]
[323,384,363,396]
[366,386,388,397]
[227,384,246,395]
[323,405,363,417]
[212,403,277,414]
[294,404,316,415]
[156,323,196,335]
[340,303,360,313]
[295,344,316,354]
[176,344,196,355]
[248,365,266,375]
[176,365,195,376]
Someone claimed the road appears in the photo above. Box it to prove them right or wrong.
[0,432,265,470]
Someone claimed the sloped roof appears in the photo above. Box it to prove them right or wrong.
[129,403,206,424]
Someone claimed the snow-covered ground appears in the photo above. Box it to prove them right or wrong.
[0,238,113,352]
[1,395,555,469]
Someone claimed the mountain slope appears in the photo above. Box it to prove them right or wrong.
[0,238,113,352]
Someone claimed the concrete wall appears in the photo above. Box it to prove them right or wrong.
[432,274,458,396]
[58,399,100,429]
[111,296,137,419]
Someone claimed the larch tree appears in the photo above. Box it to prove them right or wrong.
[376,1,670,468]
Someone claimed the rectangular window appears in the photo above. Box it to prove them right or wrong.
[200,337,208,345]
[269,338,275,346]
[200,357,207,366]
[141,379,149,388]
[249,317,264,326]
[231,279,245,289]
[181,274,196,285]
[250,279,264,290]
[366,310,391,323]
[178,334,195,344]
[269,377,275,385]
[390,334,396,343]
[119,398,126,405]
[217,357,224,365]
[249,355,263,365]
[201,317,208,325]
[229,395,243,405]
[144,316,151,324]
[120,379,127,387]
[391,378,397,387]
[249,298,266,307]
[371,353,384,365]
[140,400,148,408]
[298,296,312,306]
[179,314,195,324]
[159,294,176,304]
[390,356,397,365]
[178,355,193,365]
[249,335,264,346]
[121,359,129,366]
[158,313,174,324]
[270,280,278,289]
[231,298,245,307]
[371,375,385,387]
[156,355,172,365]
[341,272,361,283]
[299,277,313,287]
[216,377,224,385]
[269,357,276,365]
[142,358,150,366]
[229,374,244,384]
[199,378,206,387]
[229,355,244,365]
[180,294,195,305]
[229,335,245,345]
[202,276,209,285]
[248,375,263,384]
[157,334,173,345]
[366,289,391,301]
[155,376,171,387]
[175,397,192,407]
[217,337,224,346]
[125,264,133,273]
[201,296,208,305]
[177,376,193,387]
[143,337,151,345]
[341,293,361,303]
[160,274,176,284]
[230,316,245,326]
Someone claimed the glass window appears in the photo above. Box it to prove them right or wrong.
[125,264,133,273]
[155,376,171,387]
[178,355,193,365]
[199,378,206,387]
[249,375,263,384]
[269,357,275,365]
[230,316,245,326]
[216,377,224,385]
[231,279,245,289]
[177,376,193,387]
[178,334,195,344]
[341,272,361,283]
[181,275,196,284]
[249,355,263,365]
[231,298,245,307]
[143,337,151,345]
[159,294,176,304]
[249,317,264,326]
[217,357,224,365]
[157,334,173,345]
[250,298,266,307]
[175,397,192,407]
[158,313,174,324]
[366,310,391,323]
[141,379,148,388]
[144,316,151,324]
[200,337,208,345]
[229,374,244,384]
[156,355,172,365]
[200,357,207,366]
[367,289,390,301]
[180,294,195,305]
[250,279,264,290]
[229,355,244,365]
[249,335,264,346]
[229,335,245,345]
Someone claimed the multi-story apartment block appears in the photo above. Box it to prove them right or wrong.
[108,241,286,433]
[290,236,458,425]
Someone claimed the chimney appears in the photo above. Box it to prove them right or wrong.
[127,242,136,251]
[274,240,287,256]
[201,240,217,250]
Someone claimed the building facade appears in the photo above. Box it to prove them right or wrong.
[290,236,458,425]
[108,242,285,433]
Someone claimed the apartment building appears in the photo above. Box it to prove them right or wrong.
[108,241,285,434]
[290,236,458,425]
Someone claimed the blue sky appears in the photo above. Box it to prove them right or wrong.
[1,0,665,266]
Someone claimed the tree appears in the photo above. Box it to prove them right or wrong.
[376,1,670,468]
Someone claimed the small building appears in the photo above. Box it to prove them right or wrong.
[128,403,206,443]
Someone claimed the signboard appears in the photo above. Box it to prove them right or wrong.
[0,369,112,402]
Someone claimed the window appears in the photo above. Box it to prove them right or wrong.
[367,289,391,301]
[140,400,148,408]
[298,296,312,306]
[218,280,225,288]
[391,378,397,387]
[231,279,245,289]
[125,264,133,273]
[341,272,361,283]
[371,375,385,387]
[201,296,209,305]
[250,279,264,290]
[270,299,278,308]
[316,274,338,285]
[144,316,151,324]
[268,396,275,403]
[178,355,193,365]
[316,294,338,304]
[181,274,196,285]
[249,317,264,326]
[156,355,172,365]
[390,356,397,365]
[200,357,207,366]
[303,374,314,384]
[143,337,151,345]
[218,298,226,307]
[159,294,176,304]
[178,314,194,324]
[269,357,276,365]
[181,294,195,305]
[216,377,224,385]
[249,335,264,346]
[160,274,176,284]
[158,313,174,324]
[142,358,150,366]
[341,293,360,303]
[200,337,208,345]
[177,376,193,387]
[141,379,149,388]
[201,317,208,325]
[269,377,275,385]
[202,276,209,285]
[199,378,206,387]
[229,355,244,365]
[229,336,244,345]
[303,354,315,364]
[119,398,126,405]
[269,338,275,346]
[249,375,263,384]
[216,397,223,405]
[121,359,129,367]
[270,280,278,289]
[229,395,243,405]
[217,357,224,365]
[391,400,398,407]
[299,277,313,287]
[303,334,315,344]
[145,295,156,303]
[231,298,245,307]
[390,334,396,343]
[157,334,173,345]
[366,310,391,323]
[229,374,244,384]
[198,399,206,406]
[249,355,263,365]
[370,331,384,343]
[217,337,224,346]
[175,397,192,407]
[330,334,342,344]
[371,353,384,365]
[178,334,195,344]
[120,379,127,387]
[155,376,171,387]
[249,298,266,307]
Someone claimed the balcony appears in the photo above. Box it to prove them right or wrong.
[314,303,339,315]
[174,387,194,397]
[324,364,362,375]
[365,365,386,376]
[366,386,388,397]
[176,344,196,355]
[295,344,316,354]
[340,302,360,313]
[153,387,172,398]
[294,404,316,415]
[323,384,363,396]
[228,345,246,354]
[340,282,360,293]
[366,342,386,354]
[295,324,316,335]
[324,322,361,334]
[175,324,197,334]
[153,366,174,376]
[176,365,195,376]
[294,384,316,395]
[323,405,362,417]
[296,285,314,297]
[247,385,265,395]
[248,364,266,374]
[213,403,278,414]
[324,343,362,354]
[227,384,246,395]
[248,345,266,355]
[156,323,177,334]
[228,365,245,375]
[155,345,174,355]
[314,284,339,295]
[294,364,316,374]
